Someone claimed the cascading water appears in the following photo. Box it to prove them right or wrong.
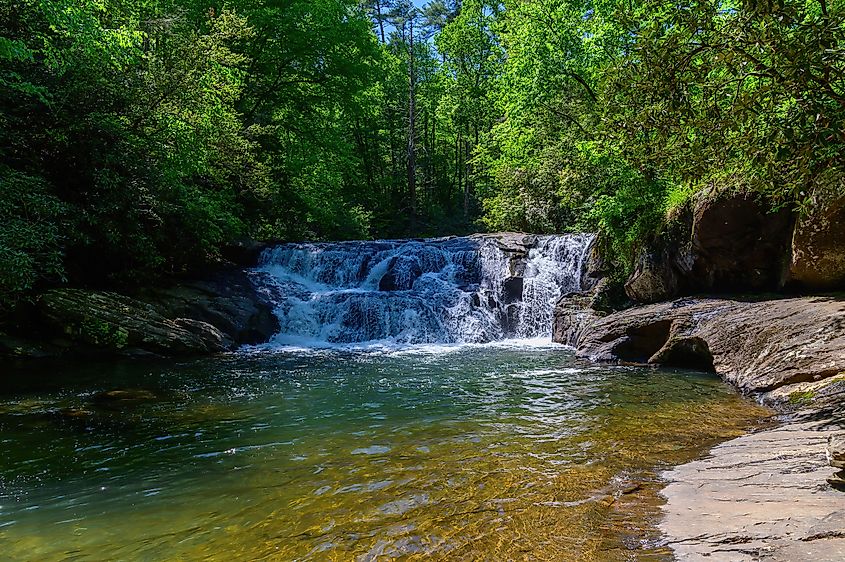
[252,233,594,346]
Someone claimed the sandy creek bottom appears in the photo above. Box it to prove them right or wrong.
[0,342,771,560]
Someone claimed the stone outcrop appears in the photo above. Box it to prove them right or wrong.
[554,296,845,398]
[689,193,793,291]
[624,192,794,303]
[787,177,845,291]
[139,270,279,346]
[5,269,279,359]
[552,293,605,347]
[827,435,845,488]
[37,289,230,356]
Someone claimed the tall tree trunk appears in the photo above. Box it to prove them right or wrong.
[463,138,471,220]
[375,0,385,43]
[354,117,374,192]
[407,16,417,229]
[456,132,463,218]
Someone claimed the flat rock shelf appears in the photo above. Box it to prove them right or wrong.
[660,415,845,561]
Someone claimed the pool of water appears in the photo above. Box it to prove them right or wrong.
[0,343,771,560]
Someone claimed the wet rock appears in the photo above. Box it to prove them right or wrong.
[502,277,524,304]
[556,296,845,396]
[470,232,538,276]
[378,256,423,291]
[0,335,61,359]
[579,238,604,292]
[552,293,604,347]
[59,407,95,419]
[140,269,279,346]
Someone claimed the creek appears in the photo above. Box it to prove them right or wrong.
[0,236,770,560]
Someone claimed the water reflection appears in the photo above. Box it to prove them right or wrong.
[0,345,770,560]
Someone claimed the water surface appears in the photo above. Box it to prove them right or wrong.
[0,343,770,560]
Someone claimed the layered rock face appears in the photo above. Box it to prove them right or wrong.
[625,193,794,303]
[4,270,279,358]
[660,417,845,561]
[787,178,845,291]
[554,296,845,399]
[624,188,845,303]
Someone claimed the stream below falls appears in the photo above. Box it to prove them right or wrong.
[0,235,772,560]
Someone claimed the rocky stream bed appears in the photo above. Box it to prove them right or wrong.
[2,191,845,559]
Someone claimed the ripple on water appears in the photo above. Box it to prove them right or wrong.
[0,345,771,561]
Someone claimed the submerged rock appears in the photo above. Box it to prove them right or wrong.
[554,296,845,397]
[92,388,159,409]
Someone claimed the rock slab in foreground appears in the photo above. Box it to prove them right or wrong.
[660,418,845,561]
[555,296,845,396]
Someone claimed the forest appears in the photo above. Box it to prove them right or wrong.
[1,0,843,309]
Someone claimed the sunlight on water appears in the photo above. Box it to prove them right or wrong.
[0,345,770,561]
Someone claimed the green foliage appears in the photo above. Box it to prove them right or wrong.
[0,167,65,308]
[76,318,129,348]
[2,0,844,309]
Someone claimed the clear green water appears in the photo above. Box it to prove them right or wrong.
[0,343,770,560]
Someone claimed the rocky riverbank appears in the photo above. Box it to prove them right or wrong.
[0,269,279,359]
[550,186,845,560]
[553,294,845,560]
[659,412,845,561]
[554,295,845,403]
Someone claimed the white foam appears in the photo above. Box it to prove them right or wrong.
[250,235,594,348]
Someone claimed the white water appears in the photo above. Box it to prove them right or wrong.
[252,234,593,346]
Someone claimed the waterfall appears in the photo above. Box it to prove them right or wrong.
[252,233,594,346]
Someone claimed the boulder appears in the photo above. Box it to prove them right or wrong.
[470,232,538,276]
[552,293,605,346]
[579,238,605,293]
[788,178,845,291]
[555,295,845,397]
[378,256,423,291]
[624,192,793,303]
[624,249,680,304]
[37,289,230,356]
[689,193,793,291]
[24,268,280,358]
[139,270,279,346]
[220,238,273,268]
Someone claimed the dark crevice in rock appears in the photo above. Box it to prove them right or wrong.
[756,368,845,394]
[611,320,672,363]
[652,336,716,372]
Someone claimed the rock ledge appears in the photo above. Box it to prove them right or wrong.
[554,295,845,399]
